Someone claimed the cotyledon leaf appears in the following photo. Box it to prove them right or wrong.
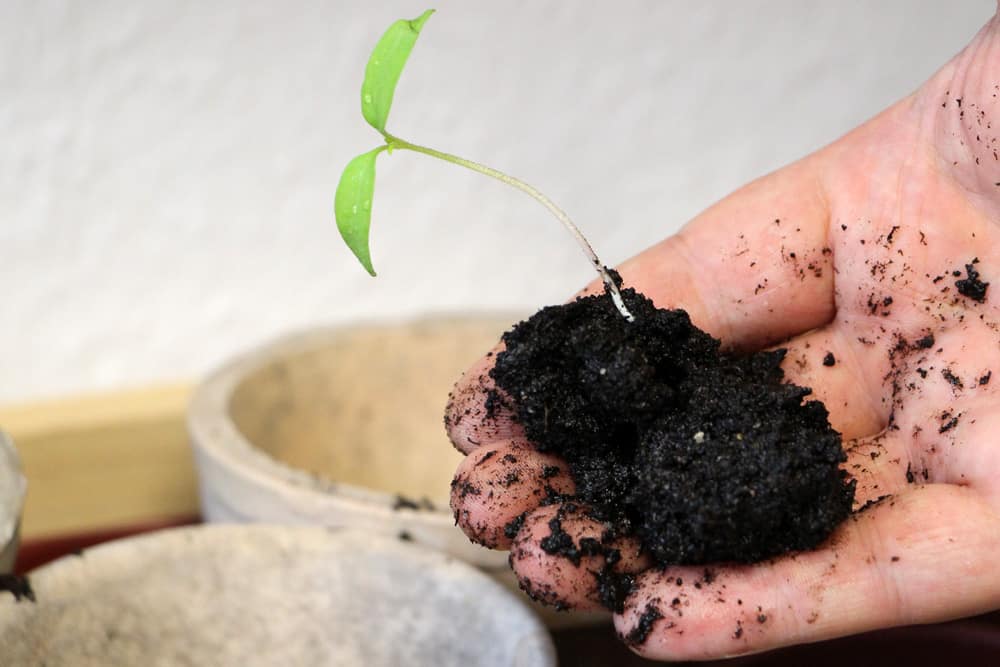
[335,146,386,275]
[361,9,435,134]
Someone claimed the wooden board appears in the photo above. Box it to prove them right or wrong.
[0,385,198,539]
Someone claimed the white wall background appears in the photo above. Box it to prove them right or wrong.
[0,0,994,403]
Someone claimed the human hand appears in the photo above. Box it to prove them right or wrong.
[447,7,1000,661]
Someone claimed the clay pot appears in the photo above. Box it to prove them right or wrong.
[188,317,512,566]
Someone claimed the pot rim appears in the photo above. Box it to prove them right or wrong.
[0,429,27,549]
[187,314,517,531]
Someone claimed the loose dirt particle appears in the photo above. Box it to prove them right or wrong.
[541,465,561,479]
[0,574,35,602]
[942,368,964,388]
[626,603,663,645]
[393,494,436,510]
[955,260,989,302]
[503,512,528,540]
[475,450,497,466]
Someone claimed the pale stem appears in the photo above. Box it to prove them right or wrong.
[384,133,635,322]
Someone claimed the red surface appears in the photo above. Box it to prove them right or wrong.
[15,515,201,574]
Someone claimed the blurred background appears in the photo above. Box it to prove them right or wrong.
[1,0,994,404]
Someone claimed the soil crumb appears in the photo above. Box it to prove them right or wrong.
[0,574,35,603]
[393,494,436,511]
[625,603,663,645]
[955,260,989,303]
[490,288,855,568]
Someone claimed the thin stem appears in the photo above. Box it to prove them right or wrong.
[384,133,635,322]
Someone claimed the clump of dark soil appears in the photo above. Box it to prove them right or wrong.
[955,259,989,303]
[490,287,855,567]
[0,573,35,602]
[625,603,664,645]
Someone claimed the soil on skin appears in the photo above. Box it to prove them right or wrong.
[955,259,989,302]
[489,286,855,569]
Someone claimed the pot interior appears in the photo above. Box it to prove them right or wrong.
[228,317,512,503]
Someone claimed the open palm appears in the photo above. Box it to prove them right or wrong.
[447,9,1000,660]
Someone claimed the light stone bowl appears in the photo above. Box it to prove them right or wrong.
[187,317,609,628]
[0,430,26,573]
[0,524,556,667]
[187,317,514,569]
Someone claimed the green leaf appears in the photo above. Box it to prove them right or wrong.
[361,9,435,134]
[335,146,385,275]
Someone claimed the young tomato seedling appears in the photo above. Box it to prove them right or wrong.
[333,11,857,616]
[334,9,634,322]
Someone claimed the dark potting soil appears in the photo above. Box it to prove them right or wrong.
[489,287,855,571]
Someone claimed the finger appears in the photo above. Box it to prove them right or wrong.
[450,441,574,549]
[509,503,651,612]
[615,484,1000,661]
[590,159,836,351]
[445,347,527,454]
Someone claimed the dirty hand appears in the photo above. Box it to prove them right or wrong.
[447,8,1000,662]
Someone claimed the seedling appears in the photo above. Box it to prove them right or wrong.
[334,9,634,322]
[334,10,857,621]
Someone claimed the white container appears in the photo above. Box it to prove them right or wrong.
[188,317,609,628]
[0,430,27,573]
[187,318,513,570]
[0,524,556,666]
